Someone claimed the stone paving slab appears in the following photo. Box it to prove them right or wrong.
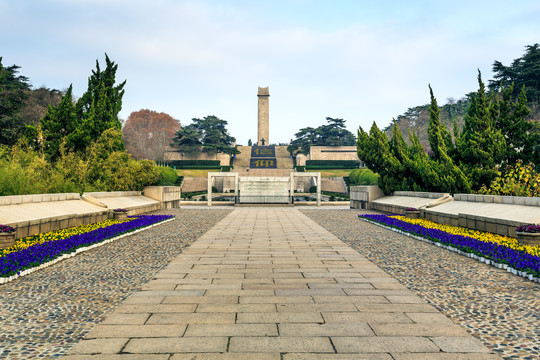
[64,208,502,359]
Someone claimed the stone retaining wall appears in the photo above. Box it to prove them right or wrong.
[349,186,384,209]
[351,187,540,238]
[0,188,181,242]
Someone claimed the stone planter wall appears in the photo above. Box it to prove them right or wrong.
[516,232,540,246]
[350,186,384,210]
[0,231,16,249]
[143,186,182,209]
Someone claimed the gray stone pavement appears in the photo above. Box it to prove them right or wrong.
[63,208,502,359]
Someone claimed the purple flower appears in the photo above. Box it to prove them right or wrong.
[405,208,419,212]
[359,214,540,277]
[516,224,540,233]
[113,208,128,213]
[0,225,16,233]
[0,215,173,277]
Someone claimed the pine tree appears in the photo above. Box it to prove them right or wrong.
[0,58,30,145]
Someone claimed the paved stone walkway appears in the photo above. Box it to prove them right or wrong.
[63,208,501,359]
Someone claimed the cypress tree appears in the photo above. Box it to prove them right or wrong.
[456,71,506,190]
[41,85,78,162]
[70,55,126,152]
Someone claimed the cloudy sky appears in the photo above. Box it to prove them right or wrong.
[2,0,539,144]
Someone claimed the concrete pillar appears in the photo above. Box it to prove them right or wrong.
[257,87,269,145]
[234,173,239,204]
[316,173,321,207]
[289,172,295,204]
[207,173,212,207]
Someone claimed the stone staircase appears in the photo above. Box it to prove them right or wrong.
[232,146,293,171]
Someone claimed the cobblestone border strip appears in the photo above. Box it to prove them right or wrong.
[359,217,540,284]
[0,217,174,285]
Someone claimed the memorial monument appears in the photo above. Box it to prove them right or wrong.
[257,87,269,145]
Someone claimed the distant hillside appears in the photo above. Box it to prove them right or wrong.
[384,97,470,154]
[384,95,540,154]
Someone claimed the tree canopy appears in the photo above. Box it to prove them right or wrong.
[39,54,126,161]
[123,109,181,161]
[170,115,239,156]
[0,57,30,145]
[357,71,536,194]
[489,43,540,103]
[288,117,356,155]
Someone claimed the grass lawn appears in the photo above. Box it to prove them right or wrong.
[175,169,222,177]
[306,169,352,177]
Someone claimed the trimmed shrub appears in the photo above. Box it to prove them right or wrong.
[156,166,178,186]
[166,160,220,169]
[305,160,361,169]
[349,168,379,186]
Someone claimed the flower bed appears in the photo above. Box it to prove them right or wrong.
[358,214,540,282]
[0,215,174,282]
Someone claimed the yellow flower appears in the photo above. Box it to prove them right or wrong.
[0,218,134,257]
[390,215,539,257]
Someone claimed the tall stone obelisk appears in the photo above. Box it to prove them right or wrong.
[257,86,269,145]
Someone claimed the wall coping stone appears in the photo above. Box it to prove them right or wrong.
[0,193,80,206]
[454,194,539,207]
[393,191,448,199]
[84,191,140,198]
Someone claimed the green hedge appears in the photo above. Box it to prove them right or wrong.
[167,160,220,168]
[349,168,379,185]
[179,165,221,169]
[156,166,178,186]
[305,160,361,169]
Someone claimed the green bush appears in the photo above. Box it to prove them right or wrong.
[305,160,361,169]
[295,166,305,172]
[349,168,379,186]
[0,130,160,195]
[156,166,178,186]
[166,160,220,168]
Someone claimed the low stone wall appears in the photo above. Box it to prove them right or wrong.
[0,188,181,243]
[424,194,540,238]
[354,188,540,238]
[143,186,181,209]
[454,194,540,206]
[84,191,160,216]
[394,191,448,199]
[0,193,81,205]
[349,186,385,210]
[0,194,109,241]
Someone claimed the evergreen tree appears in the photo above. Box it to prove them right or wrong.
[171,115,239,156]
[456,71,506,190]
[427,85,470,193]
[357,122,400,194]
[170,127,203,156]
[0,58,30,145]
[41,85,78,162]
[490,43,540,103]
[69,54,126,152]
